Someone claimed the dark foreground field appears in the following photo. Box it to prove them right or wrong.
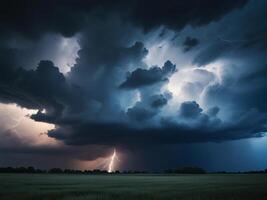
[0,174,267,200]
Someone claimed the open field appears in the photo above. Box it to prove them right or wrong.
[0,174,267,200]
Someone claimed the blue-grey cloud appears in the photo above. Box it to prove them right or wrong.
[2,0,267,171]
[120,61,176,89]
[183,37,199,52]
[179,101,203,119]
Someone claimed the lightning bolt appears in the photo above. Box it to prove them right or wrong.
[108,149,116,173]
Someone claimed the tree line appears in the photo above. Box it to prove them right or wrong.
[0,166,266,174]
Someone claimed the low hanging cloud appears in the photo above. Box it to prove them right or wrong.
[47,106,266,146]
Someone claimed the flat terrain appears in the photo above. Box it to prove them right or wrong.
[0,174,267,200]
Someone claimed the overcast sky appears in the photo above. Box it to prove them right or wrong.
[0,0,267,171]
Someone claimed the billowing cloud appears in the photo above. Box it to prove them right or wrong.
[150,94,171,108]
[179,101,203,118]
[126,92,172,122]
[1,0,267,171]
[48,106,266,146]
[0,60,86,123]
[120,61,176,89]
[0,0,248,39]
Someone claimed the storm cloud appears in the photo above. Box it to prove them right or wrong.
[1,0,267,171]
[120,61,176,89]
[0,0,248,38]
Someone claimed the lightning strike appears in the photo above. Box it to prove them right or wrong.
[108,149,117,173]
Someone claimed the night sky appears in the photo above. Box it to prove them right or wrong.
[0,0,267,172]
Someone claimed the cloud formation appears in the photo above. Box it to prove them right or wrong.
[120,61,176,89]
[1,0,267,171]
[0,0,248,38]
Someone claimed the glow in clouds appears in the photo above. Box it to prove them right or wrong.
[55,36,80,74]
[144,38,224,118]
[0,103,57,146]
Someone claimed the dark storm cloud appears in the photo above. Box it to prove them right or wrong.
[198,0,267,114]
[48,106,266,146]
[150,94,170,108]
[127,104,157,122]
[0,0,249,39]
[192,0,267,67]
[2,0,267,166]
[204,63,267,113]
[183,37,199,52]
[0,0,86,38]
[179,101,203,118]
[126,92,172,122]
[128,0,248,31]
[120,61,176,89]
[0,59,86,123]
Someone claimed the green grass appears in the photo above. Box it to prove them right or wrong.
[0,174,267,200]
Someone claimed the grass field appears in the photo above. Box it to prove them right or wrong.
[0,174,267,200]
